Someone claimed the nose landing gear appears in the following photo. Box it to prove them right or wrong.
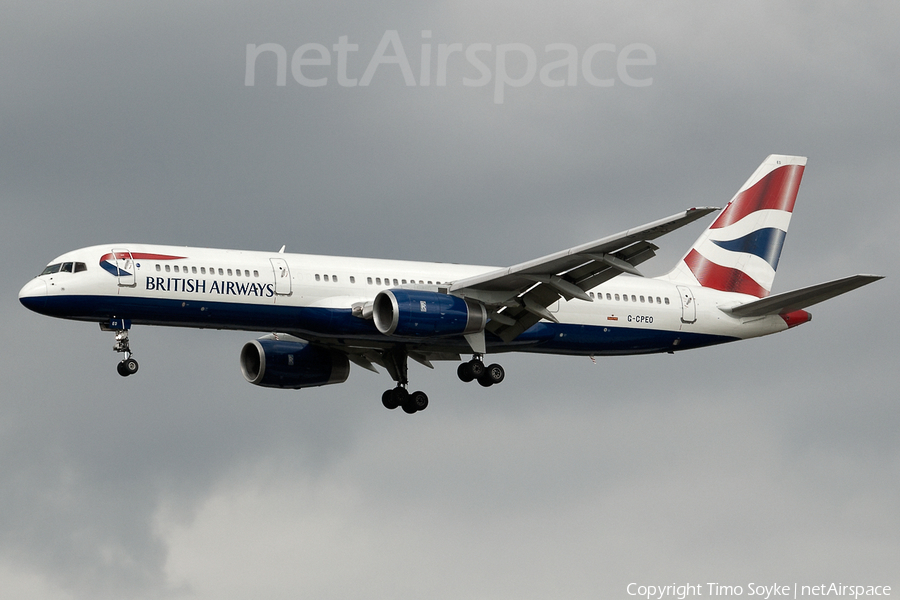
[101,319,139,377]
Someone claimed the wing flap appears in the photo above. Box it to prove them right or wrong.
[454,207,718,341]
[451,207,718,296]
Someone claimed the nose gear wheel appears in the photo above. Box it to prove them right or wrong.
[105,323,140,377]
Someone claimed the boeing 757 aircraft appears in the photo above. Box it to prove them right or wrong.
[19,155,881,414]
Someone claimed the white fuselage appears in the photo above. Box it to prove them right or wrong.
[20,243,790,357]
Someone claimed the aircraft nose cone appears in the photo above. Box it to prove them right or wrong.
[19,278,48,312]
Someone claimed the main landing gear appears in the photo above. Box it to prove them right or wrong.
[457,355,505,387]
[379,350,506,414]
[382,387,429,414]
[380,347,428,414]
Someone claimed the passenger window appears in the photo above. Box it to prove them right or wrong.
[606,293,612,300]
[401,279,407,285]
[253,270,259,277]
[665,297,670,305]
[227,269,232,276]
[615,294,620,301]
[640,296,645,303]
[333,275,339,283]
[367,277,373,285]
[648,296,654,304]
[156,264,161,272]
[393,279,398,286]
[631,295,636,302]
[201,267,206,274]
[350,276,355,284]
[315,274,321,281]
[218,268,224,276]
[165,265,171,272]
[174,265,180,273]
[623,294,628,302]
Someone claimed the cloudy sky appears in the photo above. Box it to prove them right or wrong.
[2,2,898,598]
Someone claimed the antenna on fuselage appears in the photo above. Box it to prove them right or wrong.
[278,245,285,253]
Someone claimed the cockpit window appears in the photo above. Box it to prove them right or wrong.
[40,262,88,275]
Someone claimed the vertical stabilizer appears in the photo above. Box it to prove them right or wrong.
[662,155,807,298]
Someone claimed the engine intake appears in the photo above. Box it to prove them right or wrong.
[240,338,350,389]
[373,289,487,337]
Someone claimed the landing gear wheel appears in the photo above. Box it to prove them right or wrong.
[383,387,409,411]
[406,390,428,413]
[468,359,485,379]
[458,359,485,382]
[480,363,504,386]
[400,389,427,414]
[382,389,400,410]
[117,358,139,377]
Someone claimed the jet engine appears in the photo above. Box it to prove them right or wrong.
[240,338,350,389]
[373,289,487,337]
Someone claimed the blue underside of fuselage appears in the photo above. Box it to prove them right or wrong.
[22,294,738,356]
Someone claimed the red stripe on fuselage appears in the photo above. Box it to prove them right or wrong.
[100,252,186,262]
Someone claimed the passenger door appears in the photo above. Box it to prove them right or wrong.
[270,258,292,296]
[677,285,696,324]
[111,248,136,287]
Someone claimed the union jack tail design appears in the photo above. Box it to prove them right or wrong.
[663,155,807,298]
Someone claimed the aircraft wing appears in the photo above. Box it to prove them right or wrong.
[450,207,719,342]
[722,274,884,318]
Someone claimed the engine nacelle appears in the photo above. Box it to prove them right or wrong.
[373,289,487,337]
[240,338,350,389]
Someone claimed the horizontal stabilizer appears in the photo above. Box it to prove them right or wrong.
[723,274,883,318]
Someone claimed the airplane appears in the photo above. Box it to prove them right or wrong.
[19,155,882,414]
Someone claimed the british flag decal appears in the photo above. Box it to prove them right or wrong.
[99,251,186,277]
[669,156,806,298]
